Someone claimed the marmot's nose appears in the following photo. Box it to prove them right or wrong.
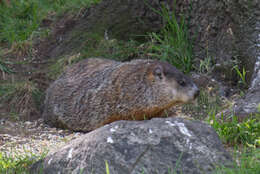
[194,88,200,99]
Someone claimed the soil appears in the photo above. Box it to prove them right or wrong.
[0,118,84,157]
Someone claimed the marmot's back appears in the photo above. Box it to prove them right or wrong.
[43,58,199,132]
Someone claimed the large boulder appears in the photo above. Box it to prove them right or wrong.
[30,117,232,174]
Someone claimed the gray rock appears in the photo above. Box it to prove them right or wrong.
[219,24,260,120]
[30,117,232,174]
[233,90,260,118]
[232,30,260,118]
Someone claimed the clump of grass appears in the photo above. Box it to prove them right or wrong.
[0,150,47,174]
[148,5,193,73]
[209,108,260,173]
[10,40,33,58]
[199,55,214,74]
[0,81,43,120]
[213,148,260,174]
[0,59,14,80]
[105,160,110,174]
[232,65,247,89]
[208,112,260,147]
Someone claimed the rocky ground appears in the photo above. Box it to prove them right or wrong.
[0,118,84,158]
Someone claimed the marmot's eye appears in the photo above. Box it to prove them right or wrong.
[153,67,163,79]
[154,68,162,76]
[179,80,186,86]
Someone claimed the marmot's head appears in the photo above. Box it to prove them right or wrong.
[149,60,199,105]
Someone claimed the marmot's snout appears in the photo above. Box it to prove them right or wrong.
[183,83,200,102]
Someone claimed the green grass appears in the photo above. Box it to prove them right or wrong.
[208,112,260,147]
[0,81,38,101]
[199,55,213,74]
[233,65,247,88]
[0,0,40,45]
[0,59,14,75]
[0,81,43,120]
[213,148,260,174]
[148,5,194,73]
[208,109,260,174]
[0,0,100,46]
[0,50,14,76]
[0,150,47,174]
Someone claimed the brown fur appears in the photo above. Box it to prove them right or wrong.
[43,58,199,132]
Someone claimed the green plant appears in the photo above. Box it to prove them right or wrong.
[11,40,33,57]
[0,59,14,75]
[148,5,193,73]
[208,112,260,147]
[0,0,41,45]
[0,0,100,46]
[199,56,213,74]
[0,150,47,174]
[0,81,42,120]
[0,49,14,80]
[233,65,247,88]
[105,160,110,174]
[213,148,260,174]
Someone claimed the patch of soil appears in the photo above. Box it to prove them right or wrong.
[0,118,84,157]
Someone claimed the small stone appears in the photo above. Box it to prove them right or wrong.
[24,121,32,126]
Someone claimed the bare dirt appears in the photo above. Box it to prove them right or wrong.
[0,118,84,157]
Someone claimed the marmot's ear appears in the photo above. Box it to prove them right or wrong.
[153,65,164,80]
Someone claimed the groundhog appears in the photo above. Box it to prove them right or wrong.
[43,58,200,132]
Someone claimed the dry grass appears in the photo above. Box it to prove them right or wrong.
[0,81,42,120]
